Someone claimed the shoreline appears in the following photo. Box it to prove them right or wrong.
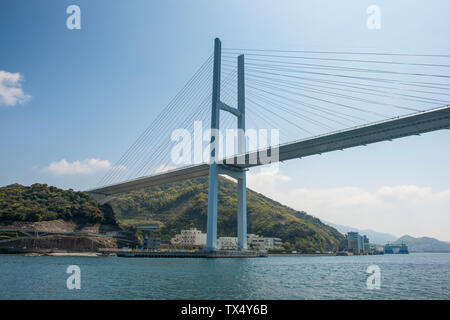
[0,248,112,257]
[1,250,331,258]
[24,252,106,257]
[2,251,448,257]
[40,252,103,257]
[268,253,336,257]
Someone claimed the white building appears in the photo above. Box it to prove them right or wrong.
[170,228,207,248]
[170,229,282,251]
[247,234,282,251]
[215,234,283,251]
[217,237,238,250]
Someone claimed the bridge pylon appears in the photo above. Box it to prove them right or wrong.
[206,38,247,251]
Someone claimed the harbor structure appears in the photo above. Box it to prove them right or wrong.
[384,243,409,254]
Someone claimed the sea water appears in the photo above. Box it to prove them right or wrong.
[0,253,448,299]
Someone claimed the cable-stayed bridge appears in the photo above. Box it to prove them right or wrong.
[88,38,450,251]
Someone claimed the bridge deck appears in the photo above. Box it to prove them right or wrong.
[89,105,450,196]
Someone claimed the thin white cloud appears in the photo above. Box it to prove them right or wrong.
[43,158,111,176]
[0,70,31,107]
[248,170,292,184]
[247,170,450,241]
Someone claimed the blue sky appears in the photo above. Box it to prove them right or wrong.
[1,0,450,240]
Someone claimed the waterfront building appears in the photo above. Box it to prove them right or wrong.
[170,228,207,248]
[363,235,370,252]
[347,232,361,253]
[347,232,370,254]
[217,237,238,250]
[247,234,264,250]
[141,236,161,250]
[247,234,282,251]
[215,234,283,251]
[170,229,282,251]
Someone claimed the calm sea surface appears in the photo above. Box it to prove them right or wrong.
[0,253,449,299]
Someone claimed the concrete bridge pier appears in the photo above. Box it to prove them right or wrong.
[206,38,247,251]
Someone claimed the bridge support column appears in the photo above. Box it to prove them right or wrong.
[237,175,247,250]
[206,39,247,251]
[206,163,219,250]
[237,54,247,251]
[206,38,222,251]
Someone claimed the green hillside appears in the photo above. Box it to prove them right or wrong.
[0,179,344,253]
[110,177,344,253]
[0,183,116,225]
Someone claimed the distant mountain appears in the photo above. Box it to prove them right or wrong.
[323,220,397,245]
[394,235,450,253]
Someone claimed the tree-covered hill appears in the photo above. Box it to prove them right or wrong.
[110,177,344,253]
[0,183,116,225]
[0,179,344,252]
